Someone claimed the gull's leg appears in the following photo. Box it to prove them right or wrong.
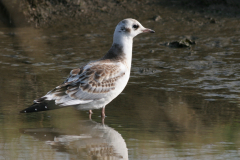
[89,110,93,120]
[89,110,93,114]
[101,106,105,118]
[101,106,106,124]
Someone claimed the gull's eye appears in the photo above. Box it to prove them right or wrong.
[132,24,139,29]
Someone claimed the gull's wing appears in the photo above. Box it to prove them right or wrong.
[40,60,126,106]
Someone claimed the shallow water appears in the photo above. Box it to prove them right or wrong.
[1,10,240,160]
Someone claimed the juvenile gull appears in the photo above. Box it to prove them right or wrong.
[20,18,155,117]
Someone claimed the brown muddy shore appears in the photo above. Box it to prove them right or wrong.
[0,0,240,28]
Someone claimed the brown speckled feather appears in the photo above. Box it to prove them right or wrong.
[45,59,126,104]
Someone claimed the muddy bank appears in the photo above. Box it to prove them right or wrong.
[1,0,240,28]
[19,0,157,27]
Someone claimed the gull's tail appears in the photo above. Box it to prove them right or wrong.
[20,99,59,113]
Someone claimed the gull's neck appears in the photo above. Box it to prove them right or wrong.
[113,33,133,55]
[102,33,133,69]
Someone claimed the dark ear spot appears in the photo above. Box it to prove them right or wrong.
[125,28,131,32]
[120,26,131,33]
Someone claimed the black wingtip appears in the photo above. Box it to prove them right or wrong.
[20,109,27,113]
[20,102,49,113]
[20,100,66,113]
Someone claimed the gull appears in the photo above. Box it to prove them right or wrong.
[20,18,155,117]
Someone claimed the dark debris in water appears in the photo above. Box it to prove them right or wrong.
[139,68,156,74]
[162,38,196,48]
[205,16,217,24]
[22,60,32,64]
[149,50,155,53]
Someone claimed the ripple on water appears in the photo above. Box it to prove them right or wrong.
[32,62,54,66]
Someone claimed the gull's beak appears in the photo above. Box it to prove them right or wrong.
[142,28,155,33]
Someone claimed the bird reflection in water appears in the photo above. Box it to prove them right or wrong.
[20,120,128,160]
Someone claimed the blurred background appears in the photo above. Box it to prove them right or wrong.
[1,0,240,159]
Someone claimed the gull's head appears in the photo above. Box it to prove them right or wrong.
[114,18,155,39]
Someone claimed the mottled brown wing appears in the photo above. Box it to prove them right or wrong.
[44,62,126,105]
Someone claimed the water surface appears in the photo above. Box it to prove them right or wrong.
[1,11,240,160]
